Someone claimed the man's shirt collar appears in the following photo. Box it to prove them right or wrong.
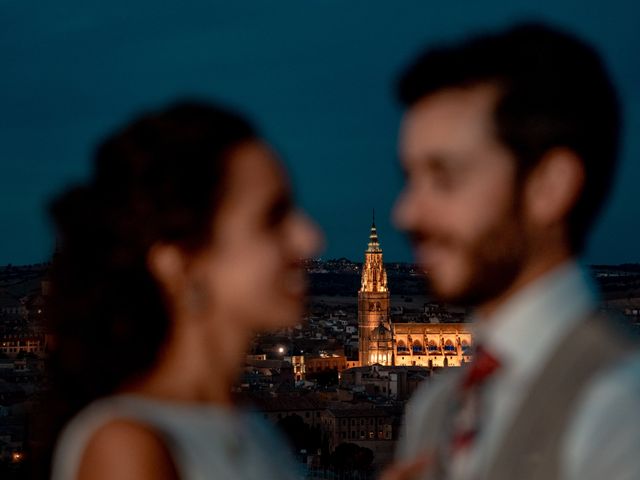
[472,260,598,380]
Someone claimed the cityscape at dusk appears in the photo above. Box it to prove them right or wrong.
[1,1,640,479]
[0,221,639,476]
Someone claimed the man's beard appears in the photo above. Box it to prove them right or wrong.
[416,205,529,309]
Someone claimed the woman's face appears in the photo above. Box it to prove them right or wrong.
[186,141,322,330]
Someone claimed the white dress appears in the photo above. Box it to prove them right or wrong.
[51,394,301,480]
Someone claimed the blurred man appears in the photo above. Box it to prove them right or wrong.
[387,24,640,480]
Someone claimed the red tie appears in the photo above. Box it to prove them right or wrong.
[462,345,501,390]
[450,345,501,452]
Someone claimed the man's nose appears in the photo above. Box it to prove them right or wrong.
[393,188,419,232]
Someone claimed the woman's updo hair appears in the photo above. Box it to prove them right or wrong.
[48,101,256,411]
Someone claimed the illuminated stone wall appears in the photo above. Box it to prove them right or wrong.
[392,323,473,367]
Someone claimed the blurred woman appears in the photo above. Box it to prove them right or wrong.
[47,101,322,480]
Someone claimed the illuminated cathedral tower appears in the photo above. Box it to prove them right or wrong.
[358,214,393,366]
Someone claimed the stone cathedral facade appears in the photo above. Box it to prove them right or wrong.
[357,219,473,368]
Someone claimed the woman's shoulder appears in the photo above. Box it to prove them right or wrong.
[74,418,179,480]
[51,396,180,480]
[52,395,301,480]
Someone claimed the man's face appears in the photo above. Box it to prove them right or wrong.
[394,84,529,306]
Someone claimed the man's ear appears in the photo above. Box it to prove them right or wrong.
[147,243,187,298]
[524,148,585,228]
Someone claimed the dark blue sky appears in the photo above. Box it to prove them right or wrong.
[1,0,639,264]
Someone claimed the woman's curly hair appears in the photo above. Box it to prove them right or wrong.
[44,101,256,463]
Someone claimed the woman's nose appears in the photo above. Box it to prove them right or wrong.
[289,210,324,260]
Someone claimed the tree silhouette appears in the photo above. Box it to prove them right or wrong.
[276,414,321,453]
[331,442,374,472]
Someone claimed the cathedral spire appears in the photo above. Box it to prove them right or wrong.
[358,211,391,367]
[361,213,387,292]
[368,209,381,253]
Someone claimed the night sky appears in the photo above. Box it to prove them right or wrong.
[1,1,639,265]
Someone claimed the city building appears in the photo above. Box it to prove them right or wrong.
[305,353,347,376]
[357,217,392,366]
[250,393,326,428]
[340,364,430,400]
[357,218,473,367]
[0,335,45,357]
[320,404,403,466]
